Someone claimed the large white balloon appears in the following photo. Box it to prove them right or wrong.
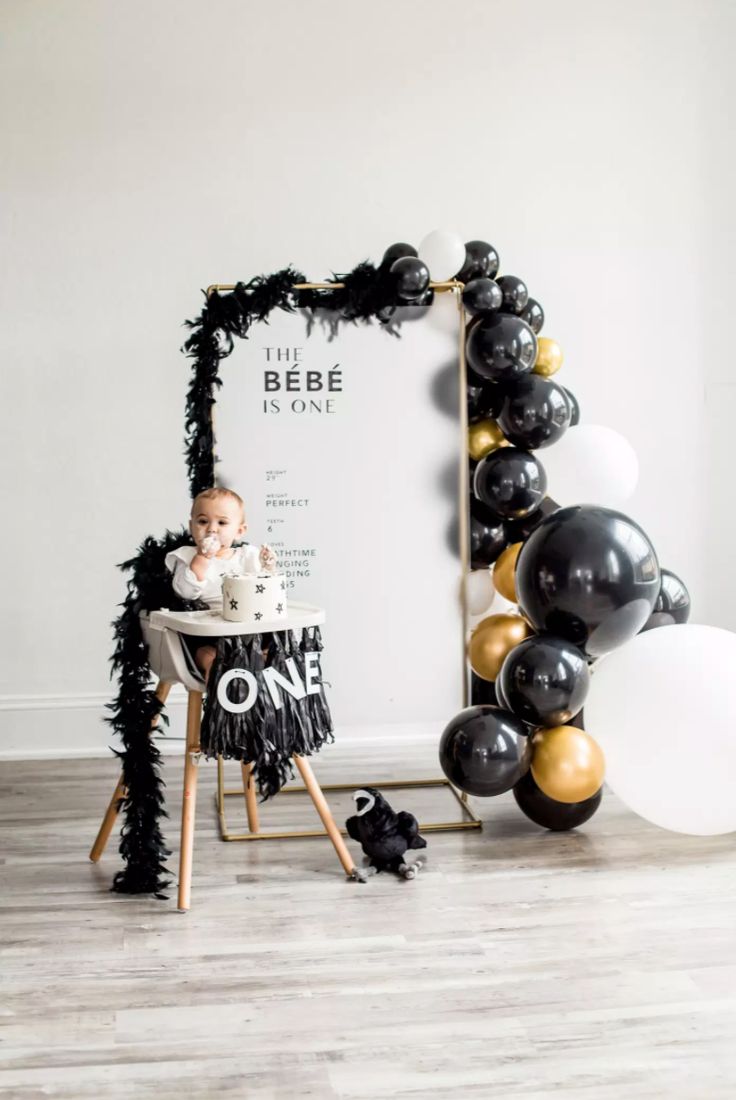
[585,624,736,835]
[540,424,638,507]
[418,230,466,282]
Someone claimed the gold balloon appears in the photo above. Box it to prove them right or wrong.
[493,542,523,602]
[468,613,533,682]
[531,726,605,804]
[468,419,509,462]
[534,337,564,378]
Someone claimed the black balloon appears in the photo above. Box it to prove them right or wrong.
[498,635,590,727]
[466,313,538,383]
[505,496,561,543]
[520,298,544,334]
[516,505,660,657]
[497,275,529,314]
[456,240,500,283]
[407,288,435,308]
[470,674,499,707]
[470,497,507,567]
[494,674,511,709]
[390,256,430,301]
[462,278,503,316]
[381,242,417,267]
[439,705,532,797]
[473,448,547,520]
[563,387,580,426]
[513,771,602,831]
[641,568,691,631]
[467,380,506,423]
[498,375,571,450]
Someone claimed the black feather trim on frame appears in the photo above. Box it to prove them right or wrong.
[182,262,406,497]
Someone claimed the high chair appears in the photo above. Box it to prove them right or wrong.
[90,608,359,910]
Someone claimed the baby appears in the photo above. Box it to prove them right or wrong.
[165,486,275,682]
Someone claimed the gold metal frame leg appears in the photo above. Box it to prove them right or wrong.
[89,680,172,862]
[177,690,203,912]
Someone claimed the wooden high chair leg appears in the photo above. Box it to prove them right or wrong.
[89,680,172,862]
[241,762,259,833]
[293,755,358,877]
[177,689,203,912]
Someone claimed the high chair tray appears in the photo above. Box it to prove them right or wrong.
[149,601,326,637]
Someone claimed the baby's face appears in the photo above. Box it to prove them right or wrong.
[190,498,246,552]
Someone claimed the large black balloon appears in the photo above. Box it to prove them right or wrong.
[494,675,511,709]
[466,313,538,383]
[390,256,430,301]
[470,497,507,567]
[497,375,571,450]
[505,496,561,543]
[641,568,691,631]
[513,771,602,831]
[563,387,580,426]
[456,240,500,283]
[381,242,417,267]
[498,635,590,727]
[467,379,506,423]
[516,505,660,657]
[497,275,529,314]
[520,298,544,334]
[462,278,503,316]
[439,705,532,797]
[473,448,547,520]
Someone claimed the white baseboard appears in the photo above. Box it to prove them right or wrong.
[0,691,441,760]
[0,689,190,760]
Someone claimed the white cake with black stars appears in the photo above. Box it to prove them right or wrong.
[222,573,288,626]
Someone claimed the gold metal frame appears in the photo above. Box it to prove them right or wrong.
[215,756,481,841]
[208,277,481,841]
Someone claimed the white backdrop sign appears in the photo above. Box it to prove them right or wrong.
[215,301,463,732]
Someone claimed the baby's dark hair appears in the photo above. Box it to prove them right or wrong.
[190,487,245,522]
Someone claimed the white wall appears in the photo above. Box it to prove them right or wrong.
[1,0,733,756]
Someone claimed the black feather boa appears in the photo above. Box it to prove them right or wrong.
[105,528,206,897]
[109,260,401,897]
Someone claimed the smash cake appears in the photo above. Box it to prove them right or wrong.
[222,572,288,626]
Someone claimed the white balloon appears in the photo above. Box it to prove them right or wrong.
[585,624,736,835]
[540,424,638,507]
[465,569,496,616]
[418,230,466,282]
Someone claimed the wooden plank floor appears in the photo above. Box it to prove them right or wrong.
[1,739,735,1099]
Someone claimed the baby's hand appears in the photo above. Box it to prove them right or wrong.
[259,544,277,574]
[200,534,221,558]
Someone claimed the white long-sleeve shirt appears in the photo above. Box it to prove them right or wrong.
[164,544,261,609]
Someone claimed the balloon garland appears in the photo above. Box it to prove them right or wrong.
[433,231,717,836]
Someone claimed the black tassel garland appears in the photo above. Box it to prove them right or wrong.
[197,629,334,801]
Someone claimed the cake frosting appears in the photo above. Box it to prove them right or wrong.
[222,572,288,626]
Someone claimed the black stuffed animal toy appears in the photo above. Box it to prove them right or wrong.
[346,787,427,880]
